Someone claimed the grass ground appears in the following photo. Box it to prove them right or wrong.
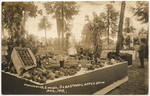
[107,58,148,95]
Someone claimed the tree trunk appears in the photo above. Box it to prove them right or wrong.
[61,1,64,48]
[107,8,110,44]
[56,13,61,47]
[45,29,47,45]
[61,29,64,47]
[7,25,14,60]
[127,18,130,33]
[20,11,27,47]
[23,11,26,27]
[2,22,4,39]
[2,9,5,39]
[116,1,126,54]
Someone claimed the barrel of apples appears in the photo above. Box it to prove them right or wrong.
[2,61,128,95]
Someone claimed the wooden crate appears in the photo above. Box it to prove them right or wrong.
[11,47,37,75]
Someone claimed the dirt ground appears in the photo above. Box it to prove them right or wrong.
[107,58,149,95]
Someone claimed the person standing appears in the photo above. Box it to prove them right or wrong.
[126,36,131,49]
[59,60,65,68]
[138,40,146,68]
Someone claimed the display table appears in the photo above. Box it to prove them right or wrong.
[2,62,128,95]
[101,50,138,61]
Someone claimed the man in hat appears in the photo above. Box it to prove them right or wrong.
[138,39,146,68]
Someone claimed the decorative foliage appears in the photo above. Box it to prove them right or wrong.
[98,4,119,41]
[2,2,37,31]
[132,1,149,23]
[38,16,52,44]
[105,4,119,37]
[21,34,40,54]
[44,2,79,20]
[124,18,136,33]
[38,16,52,31]
[138,27,147,36]
[44,1,79,47]
[82,13,107,58]
[2,2,38,59]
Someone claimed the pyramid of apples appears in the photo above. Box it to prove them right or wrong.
[16,49,34,66]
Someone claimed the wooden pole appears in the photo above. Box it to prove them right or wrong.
[116,1,126,54]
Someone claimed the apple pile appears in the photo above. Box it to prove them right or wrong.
[16,49,34,66]
[81,62,105,70]
[58,64,81,76]
[22,64,82,83]
[23,67,55,83]
[2,61,17,74]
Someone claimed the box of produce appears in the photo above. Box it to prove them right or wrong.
[119,53,132,65]
[107,52,132,65]
[11,47,37,75]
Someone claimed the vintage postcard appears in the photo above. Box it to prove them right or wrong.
[1,1,149,95]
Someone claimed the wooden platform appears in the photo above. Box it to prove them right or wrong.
[94,76,128,95]
[2,62,128,95]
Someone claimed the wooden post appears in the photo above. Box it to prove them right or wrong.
[116,1,126,54]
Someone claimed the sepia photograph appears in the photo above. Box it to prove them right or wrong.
[1,1,149,95]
